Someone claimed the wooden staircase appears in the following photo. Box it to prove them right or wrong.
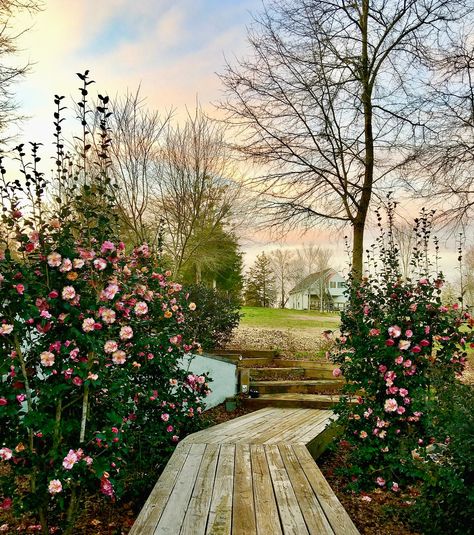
[211,350,345,409]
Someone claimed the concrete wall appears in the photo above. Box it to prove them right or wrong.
[180,353,238,409]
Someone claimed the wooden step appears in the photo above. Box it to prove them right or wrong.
[251,380,344,394]
[210,349,278,358]
[243,393,342,409]
[249,367,305,380]
[273,359,336,369]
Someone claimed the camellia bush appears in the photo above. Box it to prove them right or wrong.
[0,73,210,533]
[331,206,474,493]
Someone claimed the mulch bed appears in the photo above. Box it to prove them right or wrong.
[318,446,421,535]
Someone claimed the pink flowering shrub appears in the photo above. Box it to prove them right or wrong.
[331,207,474,492]
[0,73,210,532]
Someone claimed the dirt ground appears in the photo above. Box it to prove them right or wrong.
[225,325,335,358]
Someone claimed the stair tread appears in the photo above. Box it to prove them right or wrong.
[253,393,342,400]
[251,379,342,385]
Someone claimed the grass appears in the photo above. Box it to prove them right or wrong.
[240,306,341,330]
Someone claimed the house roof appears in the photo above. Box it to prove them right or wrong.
[289,268,336,294]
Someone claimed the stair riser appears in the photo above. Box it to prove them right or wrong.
[251,383,343,394]
[304,369,341,379]
[249,368,305,380]
[273,359,337,370]
[242,398,337,409]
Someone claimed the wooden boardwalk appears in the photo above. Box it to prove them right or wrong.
[130,408,360,535]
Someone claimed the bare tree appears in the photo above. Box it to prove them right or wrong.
[393,222,415,280]
[463,245,474,308]
[154,107,242,276]
[407,34,474,225]
[109,88,171,246]
[219,0,469,278]
[0,1,42,141]
[290,243,332,311]
[269,248,295,308]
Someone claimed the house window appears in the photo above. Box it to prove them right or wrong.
[337,282,346,288]
[329,281,336,288]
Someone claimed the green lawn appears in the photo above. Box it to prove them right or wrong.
[240,306,341,330]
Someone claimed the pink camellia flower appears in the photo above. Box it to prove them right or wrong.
[48,479,63,494]
[0,398,7,406]
[411,345,421,353]
[104,340,118,354]
[72,377,83,387]
[397,406,406,414]
[167,425,174,433]
[101,308,116,324]
[419,277,429,285]
[62,286,76,300]
[48,290,59,299]
[403,359,412,368]
[197,376,206,384]
[395,355,404,365]
[385,339,395,346]
[399,388,409,397]
[16,394,26,403]
[360,431,368,439]
[120,326,133,340]
[134,301,148,315]
[391,482,400,492]
[405,329,413,338]
[384,398,398,412]
[378,364,387,374]
[188,302,197,311]
[363,408,373,418]
[332,368,342,378]
[409,303,417,312]
[47,252,62,267]
[102,283,120,300]
[424,325,430,334]
[0,448,13,460]
[161,413,170,422]
[376,477,386,486]
[87,372,98,381]
[79,249,95,261]
[0,324,13,335]
[101,241,116,254]
[112,350,127,365]
[93,258,107,271]
[399,340,411,350]
[60,259,73,272]
[388,325,402,338]
[73,258,85,269]
[420,339,430,347]
[172,435,179,442]
[62,449,78,470]
[387,386,398,395]
[40,351,55,367]
[0,497,12,510]
[14,284,25,295]
[368,328,380,336]
[82,318,95,332]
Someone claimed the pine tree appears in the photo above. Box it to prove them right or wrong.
[244,252,276,307]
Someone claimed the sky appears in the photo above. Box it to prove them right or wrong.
[7,0,466,279]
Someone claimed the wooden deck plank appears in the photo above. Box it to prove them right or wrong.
[250,444,283,535]
[129,442,192,535]
[154,443,206,534]
[293,444,360,535]
[265,444,310,535]
[287,410,332,444]
[264,409,329,444]
[234,408,306,444]
[232,444,257,535]
[206,444,235,535]
[184,407,282,444]
[279,444,335,534]
[180,444,220,535]
[255,408,316,444]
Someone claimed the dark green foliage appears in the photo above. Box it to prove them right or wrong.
[182,284,241,349]
[408,382,474,534]
[244,252,276,307]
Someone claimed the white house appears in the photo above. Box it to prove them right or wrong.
[286,269,348,310]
